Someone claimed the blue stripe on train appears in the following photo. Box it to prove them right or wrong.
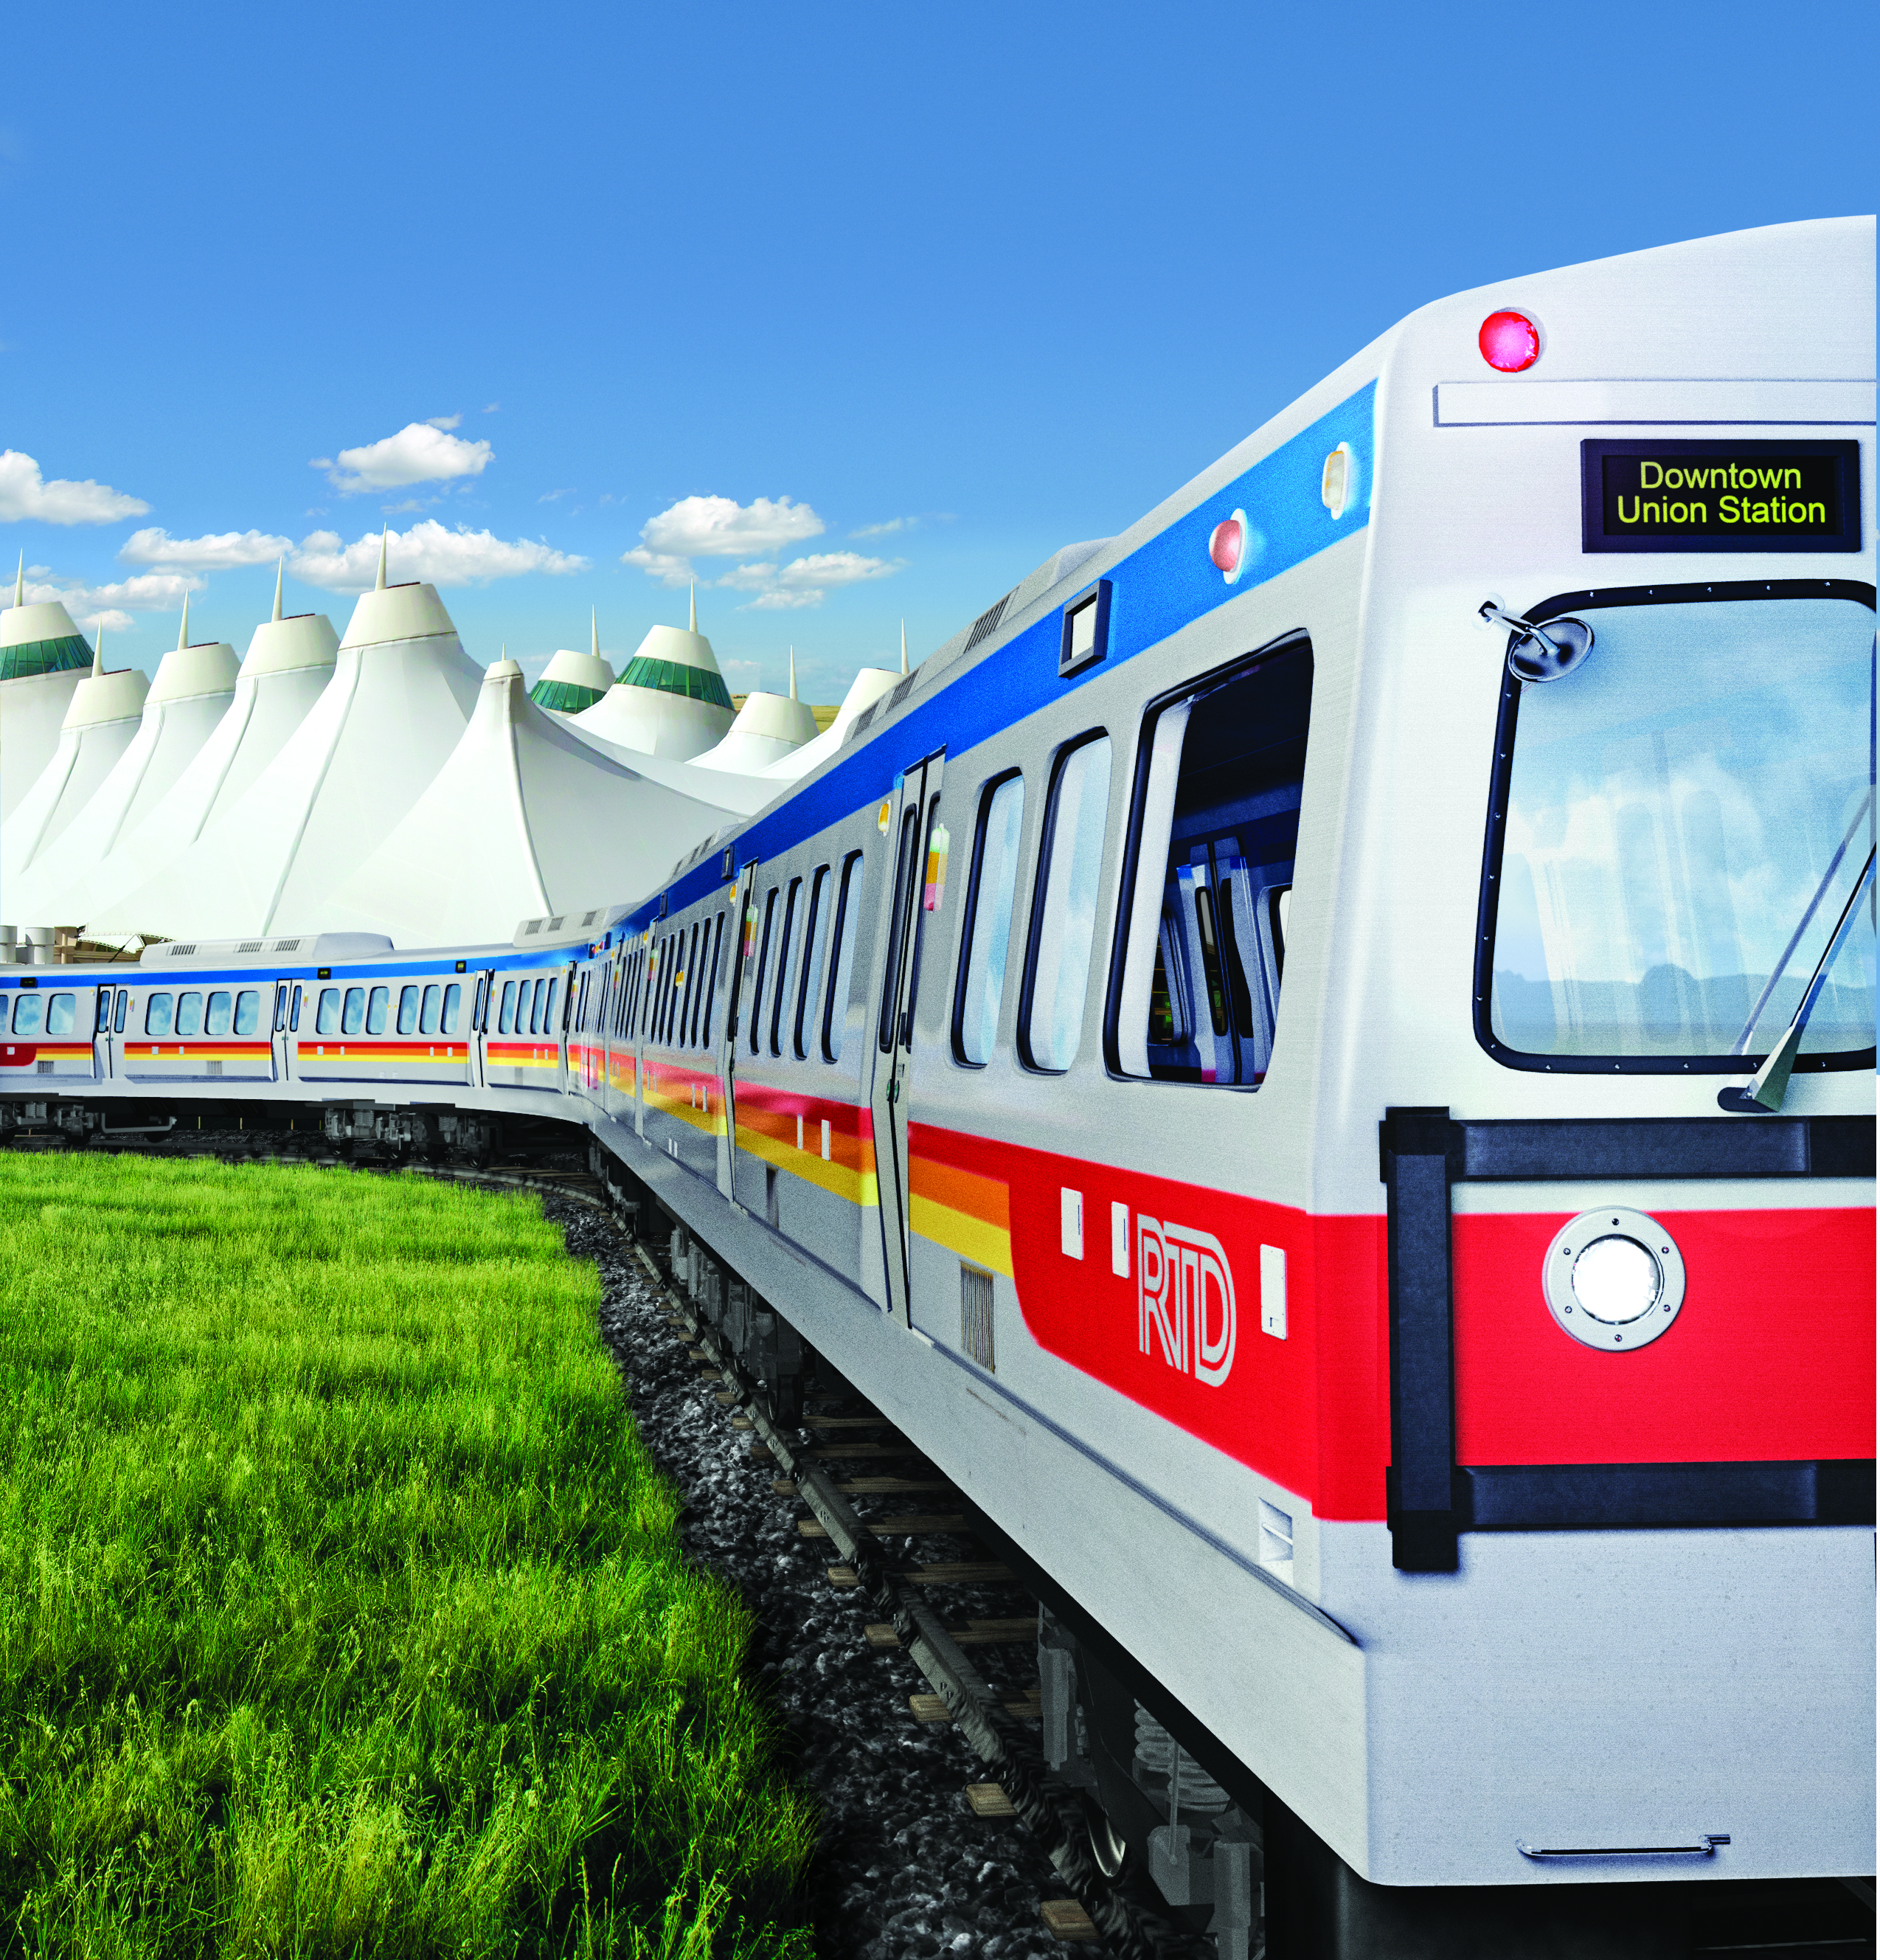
[622,381,1376,935]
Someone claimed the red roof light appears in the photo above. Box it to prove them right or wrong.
[1480,310,1541,373]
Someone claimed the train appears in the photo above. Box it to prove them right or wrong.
[3,215,1873,1957]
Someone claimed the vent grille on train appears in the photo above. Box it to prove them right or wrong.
[547,916,564,931]
[961,1264,995,1371]
[524,921,542,936]
[271,937,303,952]
[964,592,1011,652]
[170,943,196,957]
[237,940,263,953]
[849,702,879,742]
[889,671,918,709]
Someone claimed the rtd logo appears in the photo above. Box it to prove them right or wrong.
[1138,1217,1237,1387]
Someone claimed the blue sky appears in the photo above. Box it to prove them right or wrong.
[4,0,1873,704]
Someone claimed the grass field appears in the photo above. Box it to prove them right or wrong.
[0,1153,816,1959]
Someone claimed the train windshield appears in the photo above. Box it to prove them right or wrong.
[1487,591,1876,1066]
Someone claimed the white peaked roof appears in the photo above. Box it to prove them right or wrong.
[572,613,735,759]
[325,658,730,946]
[8,623,240,928]
[760,665,901,781]
[530,611,615,715]
[0,595,95,820]
[692,652,819,774]
[72,609,339,929]
[1,650,150,902]
[94,581,482,940]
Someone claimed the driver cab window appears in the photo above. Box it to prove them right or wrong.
[1112,636,1314,1084]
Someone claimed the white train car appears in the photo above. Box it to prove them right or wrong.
[3,215,1872,1955]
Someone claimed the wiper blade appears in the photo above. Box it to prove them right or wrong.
[1721,843,1876,1114]
[1731,789,1873,1056]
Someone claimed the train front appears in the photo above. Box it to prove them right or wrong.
[1314,215,1875,1897]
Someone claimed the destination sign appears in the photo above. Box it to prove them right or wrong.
[1581,438,1861,553]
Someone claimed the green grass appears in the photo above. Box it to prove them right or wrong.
[0,1154,816,1959]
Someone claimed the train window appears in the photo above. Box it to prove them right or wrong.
[289,985,302,1033]
[877,810,923,1054]
[341,988,365,1036]
[681,924,701,1046]
[365,986,389,1035]
[442,983,462,1033]
[550,977,563,1033]
[498,980,516,1035]
[12,994,38,1036]
[954,773,1025,1066]
[46,992,75,1036]
[95,990,111,1035]
[1482,587,1875,1071]
[1020,735,1113,1072]
[234,990,260,1036]
[143,993,173,1037]
[771,879,805,1056]
[749,890,779,1053]
[397,986,418,1034]
[420,984,441,1034]
[823,852,865,1063]
[795,866,831,1059]
[176,992,204,1039]
[274,985,288,1033]
[698,913,726,1047]
[114,988,128,1034]
[1111,639,1313,1084]
[205,991,232,1037]
[316,989,341,1035]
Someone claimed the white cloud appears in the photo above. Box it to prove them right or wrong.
[318,423,494,494]
[288,520,588,592]
[425,413,462,430]
[119,527,293,570]
[622,546,696,589]
[538,486,576,503]
[643,493,823,559]
[850,516,911,537]
[724,550,901,610]
[25,569,201,619]
[0,450,149,524]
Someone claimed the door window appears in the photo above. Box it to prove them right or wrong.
[114,989,128,1033]
[1021,736,1113,1072]
[878,810,924,1052]
[1111,640,1313,1084]
[823,853,865,1063]
[954,773,1025,1065]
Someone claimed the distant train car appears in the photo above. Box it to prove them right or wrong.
[4,215,1873,1956]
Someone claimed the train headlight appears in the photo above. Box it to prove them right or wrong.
[1541,1208,1685,1351]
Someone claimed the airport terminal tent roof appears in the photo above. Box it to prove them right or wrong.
[759,664,902,783]
[0,567,95,819]
[572,594,735,759]
[1,645,150,907]
[97,561,484,941]
[692,651,818,775]
[10,600,240,929]
[529,612,615,715]
[77,586,339,932]
[325,657,731,946]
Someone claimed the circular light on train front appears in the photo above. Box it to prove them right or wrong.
[1479,309,1541,372]
[1208,509,1250,585]
[1541,1208,1685,1351]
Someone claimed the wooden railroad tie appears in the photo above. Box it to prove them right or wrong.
[802,1441,918,1458]
[910,1691,1042,1724]
[730,1416,754,1431]
[801,1413,889,1428]
[686,1347,711,1360]
[965,1782,1017,1819]
[1040,1899,1102,1942]
[830,1562,1012,1590]
[862,1617,1035,1651]
[797,1514,968,1539]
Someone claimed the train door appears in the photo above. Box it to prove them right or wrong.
[717,862,759,1200]
[268,981,291,1081]
[93,984,115,1079]
[866,751,945,1324]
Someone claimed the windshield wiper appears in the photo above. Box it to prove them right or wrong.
[1731,789,1873,1056]
[1721,842,1876,1113]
